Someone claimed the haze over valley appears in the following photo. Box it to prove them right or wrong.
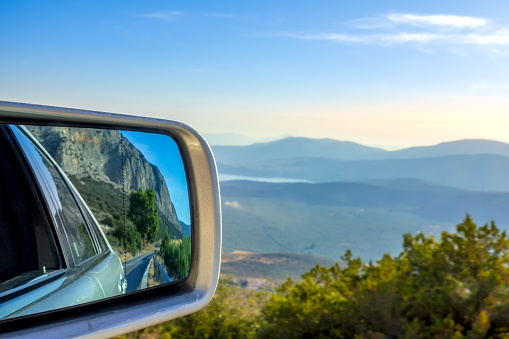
[216,136,509,275]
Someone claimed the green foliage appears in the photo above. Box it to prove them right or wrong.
[68,175,124,220]
[160,233,191,279]
[261,215,509,338]
[121,216,509,338]
[128,187,159,243]
[109,219,142,254]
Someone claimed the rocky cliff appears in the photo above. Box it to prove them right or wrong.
[26,126,182,236]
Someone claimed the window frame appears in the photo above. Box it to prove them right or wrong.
[9,125,105,268]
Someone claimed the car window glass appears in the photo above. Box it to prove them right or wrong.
[0,126,60,291]
[13,127,97,265]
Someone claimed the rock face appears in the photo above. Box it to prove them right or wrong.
[26,126,181,235]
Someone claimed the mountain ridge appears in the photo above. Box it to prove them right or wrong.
[213,136,387,164]
[213,136,509,164]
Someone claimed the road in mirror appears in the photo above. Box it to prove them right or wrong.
[0,124,191,320]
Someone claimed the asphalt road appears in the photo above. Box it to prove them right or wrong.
[125,251,156,293]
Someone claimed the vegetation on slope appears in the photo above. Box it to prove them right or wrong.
[69,175,183,254]
[160,235,191,280]
[121,216,509,338]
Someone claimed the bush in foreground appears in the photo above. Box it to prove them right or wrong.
[121,216,509,338]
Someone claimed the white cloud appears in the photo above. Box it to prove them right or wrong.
[461,28,509,45]
[388,13,487,29]
[282,14,509,49]
[225,201,241,209]
[291,30,509,46]
[287,32,443,44]
[141,11,183,19]
[380,33,441,43]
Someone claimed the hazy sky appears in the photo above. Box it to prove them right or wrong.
[1,1,509,149]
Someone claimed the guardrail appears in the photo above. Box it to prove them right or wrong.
[137,255,154,290]
[153,256,172,284]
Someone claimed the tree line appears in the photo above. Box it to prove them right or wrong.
[109,187,160,254]
[159,235,191,280]
[120,216,509,338]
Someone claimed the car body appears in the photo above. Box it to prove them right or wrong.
[0,124,126,320]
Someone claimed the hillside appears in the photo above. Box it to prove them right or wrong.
[213,137,386,164]
[220,179,509,261]
[221,195,446,261]
[221,180,509,225]
[221,251,336,281]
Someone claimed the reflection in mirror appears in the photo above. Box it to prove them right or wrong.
[0,124,191,320]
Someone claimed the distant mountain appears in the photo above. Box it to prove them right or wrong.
[213,137,509,164]
[26,126,183,237]
[218,153,509,192]
[213,137,387,164]
[375,139,509,160]
[180,221,191,237]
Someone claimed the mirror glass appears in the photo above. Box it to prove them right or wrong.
[0,124,191,319]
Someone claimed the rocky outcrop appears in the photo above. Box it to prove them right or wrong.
[26,126,181,234]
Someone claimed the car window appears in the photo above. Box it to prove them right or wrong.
[12,127,97,265]
[0,126,60,292]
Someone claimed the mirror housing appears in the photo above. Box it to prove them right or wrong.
[0,101,221,338]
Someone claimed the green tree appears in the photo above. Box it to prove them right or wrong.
[110,220,142,254]
[160,232,192,279]
[261,216,509,338]
[128,187,159,243]
[117,216,509,338]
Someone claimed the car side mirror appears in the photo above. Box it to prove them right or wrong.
[0,101,221,338]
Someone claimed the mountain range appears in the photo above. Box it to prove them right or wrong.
[213,137,509,163]
[217,136,509,261]
[213,137,386,163]
[215,137,509,192]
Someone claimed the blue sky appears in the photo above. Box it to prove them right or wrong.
[1,1,509,149]
[122,131,190,225]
